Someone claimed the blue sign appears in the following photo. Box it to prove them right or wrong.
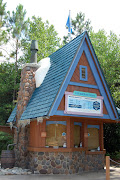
[93,101,100,110]
[73,91,97,98]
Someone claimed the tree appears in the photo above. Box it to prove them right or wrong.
[20,16,60,64]
[0,63,21,125]
[90,30,120,154]
[72,12,92,36]
[63,11,92,44]
[0,0,8,56]
[104,123,120,153]
[90,30,120,108]
[8,4,29,103]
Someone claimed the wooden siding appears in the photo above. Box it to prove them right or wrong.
[29,120,46,148]
[71,51,97,85]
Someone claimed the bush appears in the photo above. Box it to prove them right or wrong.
[111,151,120,160]
[0,132,14,155]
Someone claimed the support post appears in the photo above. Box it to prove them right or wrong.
[106,156,110,180]
[67,118,74,148]
[99,123,104,150]
[83,122,88,149]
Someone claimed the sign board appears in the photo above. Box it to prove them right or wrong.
[64,91,103,116]
[73,91,97,98]
[41,132,47,138]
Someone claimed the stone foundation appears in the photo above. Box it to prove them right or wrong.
[27,151,104,174]
[14,125,30,169]
[13,122,105,174]
[14,125,105,174]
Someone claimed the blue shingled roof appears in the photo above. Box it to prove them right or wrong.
[7,105,17,123]
[20,32,85,120]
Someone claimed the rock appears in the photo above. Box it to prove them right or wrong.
[0,166,32,175]
[60,155,64,160]
[55,159,60,165]
[40,169,47,174]
[53,168,59,174]
[38,152,44,155]
[51,161,56,167]
[34,171,39,174]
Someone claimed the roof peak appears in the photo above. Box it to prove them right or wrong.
[49,31,86,58]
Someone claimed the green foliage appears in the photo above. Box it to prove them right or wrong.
[112,151,120,160]
[63,11,92,44]
[0,132,13,155]
[91,30,120,153]
[0,63,21,125]
[7,4,29,103]
[0,0,6,27]
[0,3,61,125]
[7,3,29,62]
[90,30,120,107]
[8,4,28,40]
[104,123,120,153]
[20,16,60,64]
[72,12,92,36]
[0,0,8,46]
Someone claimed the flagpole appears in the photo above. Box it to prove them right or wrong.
[69,10,71,41]
[66,10,72,42]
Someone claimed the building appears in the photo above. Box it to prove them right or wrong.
[7,31,119,174]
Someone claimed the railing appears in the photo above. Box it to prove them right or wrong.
[106,156,120,180]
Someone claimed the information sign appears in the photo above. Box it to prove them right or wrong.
[64,92,103,116]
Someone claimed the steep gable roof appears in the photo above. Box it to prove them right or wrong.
[7,31,119,123]
[48,33,119,121]
[20,32,86,120]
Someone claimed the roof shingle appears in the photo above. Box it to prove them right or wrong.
[20,32,85,120]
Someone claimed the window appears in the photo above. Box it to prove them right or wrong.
[46,121,66,147]
[74,122,82,147]
[87,125,100,150]
[80,65,88,81]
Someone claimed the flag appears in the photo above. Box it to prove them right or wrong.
[66,14,72,33]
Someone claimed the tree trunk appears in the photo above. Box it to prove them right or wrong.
[13,39,18,105]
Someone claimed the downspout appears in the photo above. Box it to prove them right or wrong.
[9,122,21,149]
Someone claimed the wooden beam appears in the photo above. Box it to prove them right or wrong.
[66,118,74,148]
[106,156,110,180]
[83,122,88,149]
[99,123,104,151]
[40,119,46,147]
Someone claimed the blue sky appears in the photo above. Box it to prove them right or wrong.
[4,0,120,39]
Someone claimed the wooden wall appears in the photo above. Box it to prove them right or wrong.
[71,51,96,85]
[29,116,104,152]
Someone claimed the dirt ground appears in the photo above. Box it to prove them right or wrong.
[0,167,119,180]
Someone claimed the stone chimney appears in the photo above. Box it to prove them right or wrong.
[16,40,39,123]
[14,40,39,168]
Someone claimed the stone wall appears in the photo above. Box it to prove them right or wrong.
[14,63,39,168]
[27,151,104,174]
[14,125,30,168]
[16,64,39,121]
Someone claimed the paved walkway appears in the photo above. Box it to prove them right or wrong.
[0,167,119,180]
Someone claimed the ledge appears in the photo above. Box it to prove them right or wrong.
[28,146,86,152]
[22,63,40,69]
[85,149,106,155]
